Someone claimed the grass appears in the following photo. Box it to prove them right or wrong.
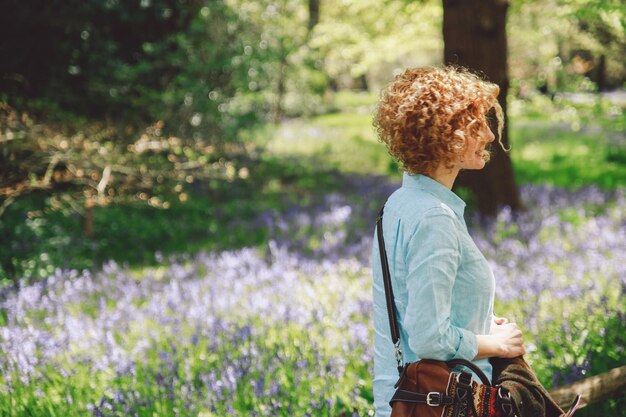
[0,154,343,288]
[509,121,626,189]
[507,93,626,188]
[256,112,399,178]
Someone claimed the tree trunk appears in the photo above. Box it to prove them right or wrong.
[84,199,94,238]
[272,58,287,124]
[357,73,369,91]
[597,54,606,92]
[443,0,522,217]
[308,0,320,31]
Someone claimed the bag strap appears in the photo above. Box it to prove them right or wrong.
[376,205,492,385]
[376,206,404,374]
[447,359,491,386]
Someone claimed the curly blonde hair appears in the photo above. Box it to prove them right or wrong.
[373,66,505,176]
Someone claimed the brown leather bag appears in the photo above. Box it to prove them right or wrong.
[389,359,513,417]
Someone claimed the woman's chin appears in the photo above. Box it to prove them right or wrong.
[463,158,486,170]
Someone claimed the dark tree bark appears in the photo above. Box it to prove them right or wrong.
[272,57,287,123]
[597,54,606,92]
[308,0,320,31]
[356,73,369,91]
[443,0,522,217]
[549,365,626,410]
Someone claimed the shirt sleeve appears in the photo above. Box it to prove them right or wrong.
[403,208,478,361]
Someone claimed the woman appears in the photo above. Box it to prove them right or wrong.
[371,66,525,417]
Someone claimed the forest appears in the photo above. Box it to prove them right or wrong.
[0,0,625,416]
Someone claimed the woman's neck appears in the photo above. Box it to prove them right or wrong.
[429,165,460,190]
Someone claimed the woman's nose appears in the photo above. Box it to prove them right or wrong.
[486,128,495,143]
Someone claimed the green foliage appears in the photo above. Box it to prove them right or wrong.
[496,276,626,417]
[219,0,331,119]
[509,0,626,94]
[251,90,400,178]
[508,94,626,189]
[0,1,273,263]
[0,150,340,287]
[0,0,259,138]
[498,286,626,390]
[0,324,366,417]
[257,114,398,177]
[162,1,264,140]
[1,0,200,118]
[0,103,258,275]
[571,0,626,33]
[310,0,442,89]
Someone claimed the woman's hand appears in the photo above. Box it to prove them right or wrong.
[490,322,525,358]
[475,322,525,359]
[492,315,509,326]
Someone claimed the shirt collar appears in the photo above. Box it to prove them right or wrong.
[401,172,466,219]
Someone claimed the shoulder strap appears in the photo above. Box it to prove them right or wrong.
[376,206,404,374]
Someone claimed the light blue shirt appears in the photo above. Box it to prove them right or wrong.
[372,173,495,417]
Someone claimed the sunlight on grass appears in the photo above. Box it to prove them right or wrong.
[510,121,626,189]
[248,91,404,177]
[331,91,379,109]
[255,114,400,177]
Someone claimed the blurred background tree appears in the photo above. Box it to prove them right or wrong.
[310,0,442,92]
[509,0,626,95]
[1,0,202,120]
[443,0,522,217]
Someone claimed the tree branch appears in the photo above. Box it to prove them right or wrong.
[548,365,626,409]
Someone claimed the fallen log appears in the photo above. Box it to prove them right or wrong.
[548,365,626,409]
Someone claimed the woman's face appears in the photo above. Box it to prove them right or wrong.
[457,120,495,170]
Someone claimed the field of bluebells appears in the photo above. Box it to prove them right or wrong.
[1,172,626,416]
